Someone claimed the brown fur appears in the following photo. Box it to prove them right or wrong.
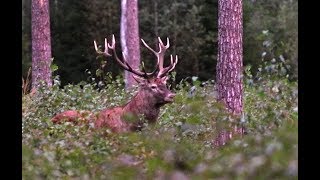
[51,78,175,133]
[51,110,92,124]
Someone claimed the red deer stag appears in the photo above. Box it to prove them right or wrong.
[51,35,178,133]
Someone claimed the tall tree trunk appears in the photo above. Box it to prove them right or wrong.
[154,0,159,37]
[214,0,244,147]
[121,0,140,90]
[172,1,177,56]
[31,0,52,88]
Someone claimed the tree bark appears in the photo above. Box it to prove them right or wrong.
[154,0,159,37]
[31,0,52,88]
[121,0,140,90]
[214,0,244,147]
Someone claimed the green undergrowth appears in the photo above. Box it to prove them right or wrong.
[22,73,297,179]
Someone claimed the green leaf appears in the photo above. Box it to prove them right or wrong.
[50,64,59,72]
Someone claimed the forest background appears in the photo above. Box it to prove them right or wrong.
[22,0,298,85]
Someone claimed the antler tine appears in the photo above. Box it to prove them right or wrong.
[141,38,160,77]
[155,37,179,78]
[94,37,112,57]
[107,34,115,49]
[107,34,148,78]
[158,54,178,78]
[141,39,158,55]
[157,37,169,71]
[141,37,171,77]
[169,54,178,72]
[157,37,170,49]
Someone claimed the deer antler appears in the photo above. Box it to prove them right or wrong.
[141,37,178,78]
[94,35,148,78]
[94,38,112,57]
[107,34,154,79]
[94,35,178,79]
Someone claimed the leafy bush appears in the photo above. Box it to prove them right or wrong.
[22,67,297,179]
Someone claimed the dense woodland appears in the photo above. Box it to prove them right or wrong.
[22,0,298,179]
[22,0,297,85]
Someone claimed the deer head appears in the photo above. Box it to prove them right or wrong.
[94,35,178,107]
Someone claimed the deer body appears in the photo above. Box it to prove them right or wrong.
[52,35,178,133]
[52,78,175,133]
[95,78,175,132]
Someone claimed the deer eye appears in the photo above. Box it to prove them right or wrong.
[150,84,157,89]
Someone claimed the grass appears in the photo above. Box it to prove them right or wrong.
[22,72,297,179]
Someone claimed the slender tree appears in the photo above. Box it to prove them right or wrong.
[121,0,141,89]
[22,0,32,77]
[31,0,52,88]
[214,0,244,146]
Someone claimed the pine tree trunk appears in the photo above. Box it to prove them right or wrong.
[121,0,140,90]
[31,0,52,88]
[214,0,244,147]
[154,0,159,37]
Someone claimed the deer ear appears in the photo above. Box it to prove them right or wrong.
[132,75,145,84]
[161,76,168,84]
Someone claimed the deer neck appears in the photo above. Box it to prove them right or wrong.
[123,90,160,123]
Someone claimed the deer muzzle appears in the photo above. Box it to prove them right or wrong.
[165,93,176,102]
